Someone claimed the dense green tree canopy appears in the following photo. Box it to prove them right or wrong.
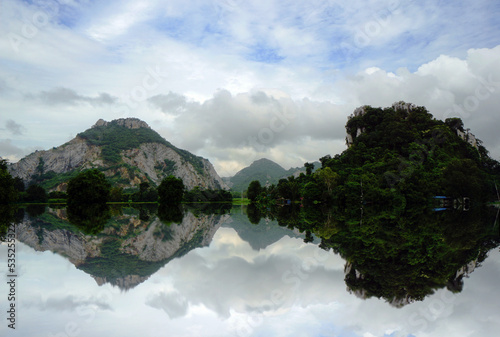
[158,175,185,204]
[67,169,111,205]
[247,180,262,202]
[24,184,48,203]
[183,187,232,202]
[0,159,18,204]
[251,103,499,207]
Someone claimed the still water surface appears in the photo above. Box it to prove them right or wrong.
[1,204,499,337]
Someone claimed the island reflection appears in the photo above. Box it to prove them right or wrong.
[9,202,500,307]
[252,203,500,307]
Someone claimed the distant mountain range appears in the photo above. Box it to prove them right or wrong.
[8,118,226,191]
[223,158,320,193]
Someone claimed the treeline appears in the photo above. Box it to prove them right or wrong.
[0,162,231,205]
[248,104,500,207]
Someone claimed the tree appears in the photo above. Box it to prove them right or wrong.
[140,181,150,195]
[48,191,67,200]
[25,184,48,203]
[67,169,111,206]
[315,167,339,194]
[132,181,158,202]
[319,155,332,168]
[247,180,262,202]
[0,159,18,204]
[301,181,323,203]
[304,162,314,176]
[13,177,24,192]
[278,176,300,201]
[445,117,464,131]
[158,175,184,204]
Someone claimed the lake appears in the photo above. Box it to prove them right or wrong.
[1,204,499,337]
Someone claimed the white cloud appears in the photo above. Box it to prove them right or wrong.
[334,46,500,159]
[0,139,26,162]
[86,1,152,41]
[1,0,499,176]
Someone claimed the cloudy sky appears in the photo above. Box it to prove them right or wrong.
[1,0,499,176]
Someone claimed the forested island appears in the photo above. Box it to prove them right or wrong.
[247,102,500,207]
[243,102,500,305]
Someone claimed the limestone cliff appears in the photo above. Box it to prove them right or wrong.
[8,118,227,191]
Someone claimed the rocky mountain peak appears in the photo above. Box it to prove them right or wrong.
[93,118,151,130]
[9,117,227,191]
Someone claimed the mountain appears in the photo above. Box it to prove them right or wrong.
[226,158,320,193]
[8,118,227,191]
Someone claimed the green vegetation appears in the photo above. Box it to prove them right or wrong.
[184,186,232,203]
[77,120,206,176]
[67,169,111,206]
[175,148,206,176]
[131,182,158,202]
[78,121,171,163]
[249,103,500,207]
[262,203,500,304]
[26,165,82,191]
[241,103,500,304]
[24,184,48,203]
[48,191,67,199]
[231,198,250,205]
[158,175,185,204]
[228,158,319,194]
[247,180,262,202]
[185,202,232,216]
[0,159,19,204]
[157,203,184,224]
[161,159,177,174]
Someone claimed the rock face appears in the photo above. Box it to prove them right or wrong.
[8,118,227,191]
[120,143,225,189]
[8,137,102,185]
[93,117,150,129]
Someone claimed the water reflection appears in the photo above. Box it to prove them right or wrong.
[1,203,500,336]
[14,204,230,290]
[4,202,500,303]
[258,204,500,306]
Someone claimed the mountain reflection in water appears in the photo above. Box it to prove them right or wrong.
[15,204,231,290]
[5,203,500,303]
